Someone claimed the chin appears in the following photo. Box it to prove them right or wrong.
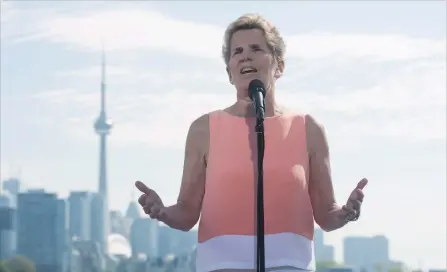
[240,77,259,87]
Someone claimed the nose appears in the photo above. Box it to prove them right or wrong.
[240,53,253,63]
[240,47,254,61]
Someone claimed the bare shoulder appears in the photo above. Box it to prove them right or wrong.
[185,113,210,160]
[305,114,325,133]
[280,107,327,148]
[188,113,210,137]
[304,114,329,154]
[177,113,210,207]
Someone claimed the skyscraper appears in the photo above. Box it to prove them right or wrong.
[16,190,68,272]
[130,218,159,258]
[2,178,20,206]
[0,189,16,260]
[343,235,390,272]
[68,191,93,241]
[314,228,335,262]
[91,49,113,256]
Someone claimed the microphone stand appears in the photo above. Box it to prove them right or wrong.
[255,108,266,272]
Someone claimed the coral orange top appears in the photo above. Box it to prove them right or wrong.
[195,110,316,272]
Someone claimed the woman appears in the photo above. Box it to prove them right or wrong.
[135,13,368,272]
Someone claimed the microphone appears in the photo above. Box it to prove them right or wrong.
[249,78,267,272]
[248,79,266,121]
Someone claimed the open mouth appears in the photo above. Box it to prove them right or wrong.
[240,67,258,74]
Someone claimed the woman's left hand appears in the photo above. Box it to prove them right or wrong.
[342,178,368,222]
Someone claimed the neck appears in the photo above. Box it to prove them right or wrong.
[233,88,280,118]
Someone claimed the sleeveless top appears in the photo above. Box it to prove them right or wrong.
[196,110,315,272]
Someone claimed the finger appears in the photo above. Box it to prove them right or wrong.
[356,178,368,190]
[149,206,161,219]
[143,203,156,215]
[342,205,356,217]
[135,181,152,195]
[350,188,364,202]
[351,199,362,212]
[143,205,151,215]
[148,205,162,219]
[150,205,160,214]
[158,207,167,220]
[138,194,147,206]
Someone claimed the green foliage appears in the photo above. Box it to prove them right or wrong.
[388,267,403,272]
[316,260,341,272]
[0,260,11,272]
[5,256,36,272]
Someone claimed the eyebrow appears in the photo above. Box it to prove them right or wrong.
[233,44,262,52]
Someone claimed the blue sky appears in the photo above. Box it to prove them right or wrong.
[1,0,445,268]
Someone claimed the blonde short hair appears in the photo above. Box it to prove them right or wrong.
[221,13,286,66]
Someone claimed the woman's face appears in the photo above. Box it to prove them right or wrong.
[227,28,283,97]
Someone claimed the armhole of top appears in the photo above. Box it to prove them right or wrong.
[205,110,221,169]
[303,113,310,156]
[301,113,311,185]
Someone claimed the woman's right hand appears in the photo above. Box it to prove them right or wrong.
[135,180,166,221]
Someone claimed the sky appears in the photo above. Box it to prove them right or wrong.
[0,0,446,269]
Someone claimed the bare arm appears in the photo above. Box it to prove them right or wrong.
[161,114,209,231]
[306,114,347,232]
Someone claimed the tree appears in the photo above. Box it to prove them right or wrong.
[388,265,404,272]
[0,261,11,272]
[5,256,36,272]
[316,260,340,272]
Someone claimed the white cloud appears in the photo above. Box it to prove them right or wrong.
[27,48,445,148]
[28,9,223,59]
[31,88,78,99]
[6,3,445,149]
[0,3,59,41]
[52,65,228,87]
[50,91,235,148]
[281,59,446,114]
[3,5,445,62]
[286,32,446,61]
[31,88,98,108]
[31,58,445,149]
[0,161,12,181]
[0,1,14,24]
[53,66,133,78]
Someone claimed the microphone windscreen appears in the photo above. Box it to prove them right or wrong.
[248,79,266,99]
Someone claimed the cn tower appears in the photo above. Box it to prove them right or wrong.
[93,49,112,255]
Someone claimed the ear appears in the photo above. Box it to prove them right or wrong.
[226,66,234,84]
[275,60,285,79]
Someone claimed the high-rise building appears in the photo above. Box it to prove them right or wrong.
[17,190,69,272]
[121,197,142,240]
[343,235,390,272]
[314,228,335,262]
[91,49,113,256]
[68,191,93,241]
[314,228,324,248]
[0,190,16,260]
[125,198,141,221]
[130,218,159,259]
[2,178,20,206]
[157,225,197,258]
[110,210,132,238]
[2,178,20,196]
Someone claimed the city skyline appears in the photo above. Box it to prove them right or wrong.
[0,180,199,271]
[0,177,445,271]
[1,0,445,269]
[1,180,400,271]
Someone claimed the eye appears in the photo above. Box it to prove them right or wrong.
[233,48,242,55]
